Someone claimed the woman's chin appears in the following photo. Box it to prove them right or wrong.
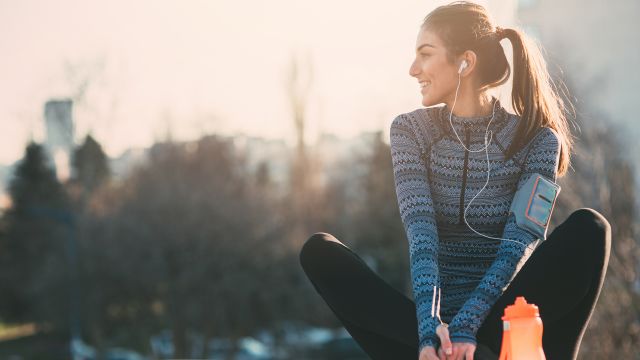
[421,96,438,107]
[419,89,442,107]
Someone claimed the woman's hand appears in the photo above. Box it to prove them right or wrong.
[435,323,453,359]
[433,323,476,360]
[419,346,439,360]
[448,342,476,360]
[418,324,454,360]
[419,323,477,360]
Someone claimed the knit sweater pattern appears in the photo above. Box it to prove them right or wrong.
[389,101,561,350]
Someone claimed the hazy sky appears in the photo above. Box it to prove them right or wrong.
[0,0,514,164]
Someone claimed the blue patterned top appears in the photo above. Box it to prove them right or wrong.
[389,100,561,350]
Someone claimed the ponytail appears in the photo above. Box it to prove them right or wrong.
[422,2,574,177]
[501,28,574,177]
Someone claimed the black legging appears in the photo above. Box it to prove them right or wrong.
[299,208,611,360]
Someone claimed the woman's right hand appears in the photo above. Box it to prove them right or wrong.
[419,346,439,360]
[419,323,453,360]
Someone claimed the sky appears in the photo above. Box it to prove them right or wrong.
[0,0,516,165]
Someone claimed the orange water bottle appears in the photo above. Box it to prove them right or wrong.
[498,296,546,360]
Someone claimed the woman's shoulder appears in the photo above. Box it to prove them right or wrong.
[510,126,561,169]
[527,126,560,149]
[391,105,444,141]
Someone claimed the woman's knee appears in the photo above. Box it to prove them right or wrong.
[564,208,611,258]
[299,232,344,272]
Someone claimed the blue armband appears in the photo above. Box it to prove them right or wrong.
[509,174,561,241]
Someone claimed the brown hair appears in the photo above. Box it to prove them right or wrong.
[422,1,574,177]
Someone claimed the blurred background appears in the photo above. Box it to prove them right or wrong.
[0,0,638,359]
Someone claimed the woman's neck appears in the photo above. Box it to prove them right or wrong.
[447,87,493,118]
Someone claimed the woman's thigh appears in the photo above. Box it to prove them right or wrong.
[300,232,420,355]
[476,208,611,356]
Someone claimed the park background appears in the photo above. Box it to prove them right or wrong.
[0,0,638,358]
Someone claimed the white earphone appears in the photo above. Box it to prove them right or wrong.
[457,60,468,74]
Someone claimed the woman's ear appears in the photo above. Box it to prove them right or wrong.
[459,50,478,77]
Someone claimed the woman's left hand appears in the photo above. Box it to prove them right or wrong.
[437,342,476,360]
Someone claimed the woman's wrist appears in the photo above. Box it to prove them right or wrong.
[449,332,477,345]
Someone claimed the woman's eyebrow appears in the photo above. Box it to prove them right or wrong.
[416,43,436,51]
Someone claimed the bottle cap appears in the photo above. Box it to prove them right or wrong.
[502,296,540,320]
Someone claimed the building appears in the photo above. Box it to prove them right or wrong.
[44,99,75,181]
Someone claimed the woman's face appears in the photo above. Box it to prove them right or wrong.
[409,28,460,107]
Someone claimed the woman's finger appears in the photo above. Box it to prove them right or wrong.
[436,324,453,356]
[423,346,439,360]
[454,344,474,360]
[420,346,440,360]
[465,347,474,360]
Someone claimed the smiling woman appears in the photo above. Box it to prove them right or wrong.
[412,32,462,109]
[299,1,611,360]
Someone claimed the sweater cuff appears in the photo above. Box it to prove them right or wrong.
[419,336,439,352]
[449,332,477,346]
[418,317,441,351]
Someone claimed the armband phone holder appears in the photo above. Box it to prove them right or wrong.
[509,174,561,241]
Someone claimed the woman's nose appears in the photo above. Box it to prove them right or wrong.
[409,59,420,78]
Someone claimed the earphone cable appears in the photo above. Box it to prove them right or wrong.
[450,70,537,252]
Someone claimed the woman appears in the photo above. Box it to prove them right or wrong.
[299,2,611,359]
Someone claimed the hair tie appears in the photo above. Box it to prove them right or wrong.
[495,26,505,39]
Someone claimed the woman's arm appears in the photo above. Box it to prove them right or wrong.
[447,127,561,344]
[390,113,442,351]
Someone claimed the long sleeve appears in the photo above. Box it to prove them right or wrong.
[390,114,442,350]
[448,127,561,344]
